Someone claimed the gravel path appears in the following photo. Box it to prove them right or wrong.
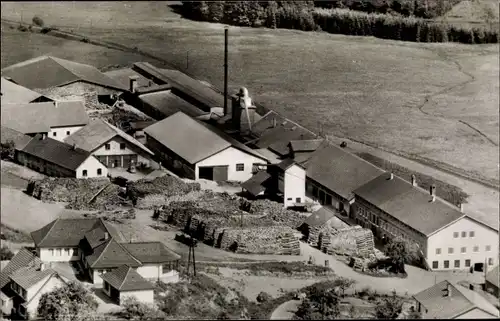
[270,300,301,320]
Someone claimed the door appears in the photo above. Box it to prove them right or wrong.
[123,155,138,168]
[212,166,228,181]
[199,167,214,180]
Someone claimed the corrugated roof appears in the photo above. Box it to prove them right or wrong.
[241,171,271,196]
[303,207,335,227]
[31,218,103,247]
[413,280,499,318]
[20,135,92,171]
[85,238,141,269]
[0,248,41,289]
[145,112,267,164]
[2,56,127,91]
[138,90,208,118]
[1,77,47,104]
[289,139,324,153]
[121,242,181,263]
[64,118,153,155]
[101,265,155,292]
[353,172,465,236]
[301,141,384,201]
[486,265,499,288]
[1,101,89,134]
[0,126,32,150]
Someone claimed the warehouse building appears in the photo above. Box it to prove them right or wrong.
[144,111,268,182]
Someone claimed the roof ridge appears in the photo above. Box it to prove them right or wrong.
[37,219,60,247]
[118,265,133,290]
[115,240,143,265]
[90,238,114,268]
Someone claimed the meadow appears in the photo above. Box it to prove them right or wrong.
[1,1,498,186]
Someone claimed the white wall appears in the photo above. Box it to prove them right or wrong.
[120,290,154,305]
[427,217,499,271]
[76,156,108,179]
[92,136,152,166]
[39,247,80,262]
[196,147,266,182]
[283,164,306,208]
[455,308,499,319]
[49,126,85,142]
[1,294,13,316]
[136,264,180,283]
[26,275,66,319]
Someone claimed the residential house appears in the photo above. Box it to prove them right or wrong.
[413,280,499,318]
[352,172,499,271]
[31,218,181,286]
[101,265,155,305]
[64,118,154,169]
[485,265,499,297]
[1,101,89,140]
[1,56,127,102]
[1,77,53,104]
[144,111,268,182]
[0,248,67,320]
[16,134,108,179]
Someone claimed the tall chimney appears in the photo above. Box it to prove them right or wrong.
[129,76,139,93]
[223,27,229,116]
[104,232,109,240]
[446,283,452,297]
[411,174,417,186]
[430,184,436,197]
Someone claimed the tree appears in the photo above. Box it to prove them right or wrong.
[383,237,409,273]
[295,282,341,320]
[333,277,356,297]
[37,281,99,321]
[256,291,272,303]
[1,140,15,159]
[0,246,14,260]
[375,290,403,319]
[32,15,44,27]
[121,297,165,320]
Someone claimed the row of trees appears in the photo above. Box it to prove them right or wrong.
[179,1,498,44]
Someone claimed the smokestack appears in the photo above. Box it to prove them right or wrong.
[446,283,452,297]
[129,76,138,93]
[224,27,228,116]
[104,232,109,240]
[411,174,417,186]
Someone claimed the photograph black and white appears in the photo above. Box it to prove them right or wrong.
[0,1,499,320]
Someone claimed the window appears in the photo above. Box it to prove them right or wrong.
[236,163,244,172]
[296,197,301,203]
[287,198,293,201]
[448,247,454,254]
[66,131,70,136]
[454,260,460,268]
[486,245,491,252]
[469,231,475,237]
[432,261,438,269]
[49,249,54,256]
[97,168,102,176]
[120,143,126,150]
[453,232,459,238]
[162,263,171,274]
[444,260,449,268]
[65,248,71,256]
[435,248,441,255]
[488,258,494,266]
[465,260,471,267]
[53,132,57,137]
[73,248,78,256]
[82,170,87,177]
[21,288,26,298]
[473,246,479,252]
[461,231,466,237]
[461,247,466,253]
[105,143,111,150]
[105,282,110,292]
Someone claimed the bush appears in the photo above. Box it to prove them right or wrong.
[1,140,15,159]
[257,291,272,303]
[17,24,28,32]
[32,16,44,27]
[121,297,164,320]
[0,247,14,260]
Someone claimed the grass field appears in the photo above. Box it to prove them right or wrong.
[1,1,498,185]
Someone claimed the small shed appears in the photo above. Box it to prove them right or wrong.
[101,265,155,305]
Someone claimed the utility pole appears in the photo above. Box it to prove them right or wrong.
[223,27,228,116]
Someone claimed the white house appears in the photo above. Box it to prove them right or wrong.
[16,134,108,179]
[101,265,155,305]
[144,111,268,182]
[276,159,307,208]
[65,118,154,169]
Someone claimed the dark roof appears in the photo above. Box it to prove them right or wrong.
[241,171,271,196]
[1,101,89,134]
[301,141,384,201]
[289,139,324,153]
[303,207,335,227]
[129,120,157,131]
[10,264,58,290]
[1,77,48,104]
[64,118,153,155]
[2,56,127,91]
[276,158,305,171]
[103,68,151,89]
[101,265,155,292]
[85,238,141,269]
[0,126,32,150]
[0,248,41,289]
[145,112,267,164]
[20,135,92,171]
[413,280,499,318]
[138,90,207,118]
[121,242,181,263]
[486,265,499,288]
[353,172,465,236]
[84,221,124,250]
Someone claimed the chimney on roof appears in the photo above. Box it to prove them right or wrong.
[459,203,464,212]
[71,144,76,150]
[129,76,139,93]
[272,117,277,128]
[41,133,47,140]
[39,263,45,271]
[411,174,417,186]
[104,232,109,240]
[445,283,452,297]
[430,184,436,202]
[390,173,394,180]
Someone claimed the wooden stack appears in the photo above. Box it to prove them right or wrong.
[355,231,375,258]
[307,225,322,248]
[320,233,332,253]
[280,232,300,255]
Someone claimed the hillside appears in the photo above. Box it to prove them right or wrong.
[439,0,499,27]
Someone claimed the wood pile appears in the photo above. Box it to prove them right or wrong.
[135,190,206,209]
[36,88,109,110]
[83,209,135,224]
[27,177,110,203]
[322,226,375,256]
[66,184,132,210]
[127,175,201,200]
[355,231,375,258]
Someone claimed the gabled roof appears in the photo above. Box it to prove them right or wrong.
[121,242,181,264]
[1,101,89,134]
[0,248,41,289]
[276,158,305,172]
[64,118,153,155]
[303,207,335,227]
[241,171,272,196]
[10,263,58,291]
[413,280,499,318]
[1,56,127,91]
[301,141,384,201]
[145,112,267,164]
[353,172,466,236]
[1,77,49,104]
[0,126,32,150]
[85,238,141,269]
[289,139,324,153]
[138,90,208,118]
[20,135,93,171]
[31,218,107,248]
[83,221,124,249]
[486,265,499,288]
[101,265,155,292]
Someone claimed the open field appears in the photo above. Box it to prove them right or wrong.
[1,2,498,186]
[438,0,499,28]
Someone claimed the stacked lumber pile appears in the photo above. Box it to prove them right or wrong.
[323,226,370,256]
[66,184,131,210]
[135,190,206,209]
[83,209,135,224]
[355,230,375,258]
[307,217,348,248]
[127,175,201,200]
[27,177,110,203]
[36,88,110,110]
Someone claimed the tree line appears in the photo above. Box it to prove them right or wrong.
[179,1,498,44]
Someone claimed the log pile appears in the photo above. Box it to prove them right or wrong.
[127,175,201,200]
[27,177,110,203]
[355,231,376,258]
[66,184,132,210]
[323,226,375,256]
[83,208,136,224]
